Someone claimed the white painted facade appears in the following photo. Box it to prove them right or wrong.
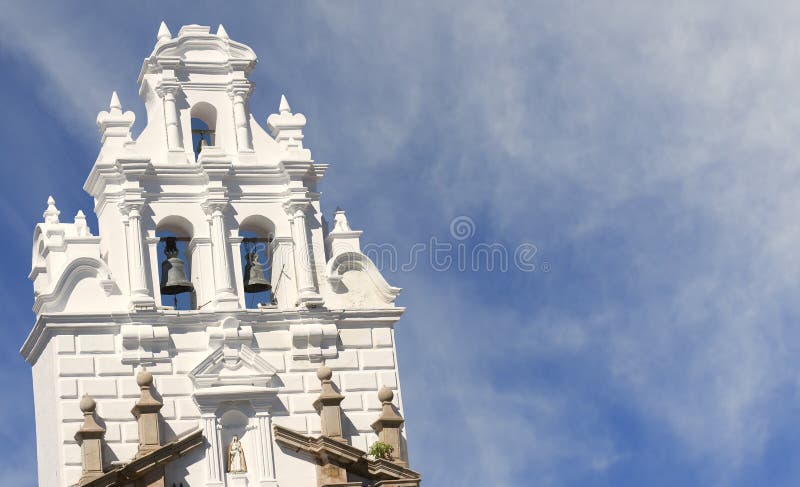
[22,24,406,487]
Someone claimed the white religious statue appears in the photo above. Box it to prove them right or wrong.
[227,435,247,473]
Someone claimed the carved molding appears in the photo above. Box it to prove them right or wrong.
[290,322,338,362]
[120,324,170,364]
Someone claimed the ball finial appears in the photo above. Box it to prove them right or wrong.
[317,365,333,381]
[79,394,96,413]
[378,386,394,403]
[137,368,153,387]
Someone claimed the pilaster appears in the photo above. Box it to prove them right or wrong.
[155,80,185,162]
[202,200,239,311]
[119,199,155,311]
[284,200,324,308]
[229,83,254,152]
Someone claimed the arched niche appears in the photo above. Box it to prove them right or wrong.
[35,257,120,313]
[190,101,217,159]
[156,214,194,237]
[238,215,276,309]
[155,215,196,310]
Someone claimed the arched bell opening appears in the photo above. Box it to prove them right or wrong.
[156,216,196,310]
[190,102,217,160]
[238,215,276,309]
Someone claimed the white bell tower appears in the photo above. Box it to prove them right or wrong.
[23,23,420,487]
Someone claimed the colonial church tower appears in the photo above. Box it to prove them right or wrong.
[22,23,419,487]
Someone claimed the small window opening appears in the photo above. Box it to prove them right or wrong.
[157,232,195,310]
[191,118,214,159]
[240,230,274,308]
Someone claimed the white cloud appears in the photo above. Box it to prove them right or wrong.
[4,1,800,485]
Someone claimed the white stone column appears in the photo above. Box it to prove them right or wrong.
[269,237,295,309]
[120,201,153,308]
[202,413,224,486]
[255,412,277,482]
[232,93,253,151]
[285,202,323,307]
[206,202,239,309]
[145,237,162,304]
[162,89,183,150]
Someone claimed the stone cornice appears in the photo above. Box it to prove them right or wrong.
[138,26,257,86]
[20,307,404,364]
[86,155,309,202]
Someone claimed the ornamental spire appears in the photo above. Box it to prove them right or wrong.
[279,94,291,114]
[43,195,60,224]
[109,91,121,114]
[97,91,135,146]
[74,210,89,236]
[268,95,308,152]
[217,24,229,39]
[157,21,171,42]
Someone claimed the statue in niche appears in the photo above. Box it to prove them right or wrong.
[227,435,247,473]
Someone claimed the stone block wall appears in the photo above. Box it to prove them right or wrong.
[46,321,403,487]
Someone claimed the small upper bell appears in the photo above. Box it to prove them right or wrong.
[243,250,271,293]
[160,237,194,296]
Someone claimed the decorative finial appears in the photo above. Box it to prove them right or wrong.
[137,367,154,388]
[217,24,229,39]
[109,91,121,114]
[79,394,97,414]
[157,21,172,41]
[43,195,60,224]
[317,365,333,382]
[378,386,394,403]
[279,94,291,114]
[332,209,352,233]
[74,210,88,236]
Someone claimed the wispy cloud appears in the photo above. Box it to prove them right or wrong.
[3,2,800,486]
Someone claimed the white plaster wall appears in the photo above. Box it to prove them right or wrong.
[46,321,402,487]
[32,339,60,487]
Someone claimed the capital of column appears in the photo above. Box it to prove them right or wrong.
[118,199,146,216]
[155,79,181,98]
[283,199,311,218]
[202,200,228,217]
[228,85,253,101]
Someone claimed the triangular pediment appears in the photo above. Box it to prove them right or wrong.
[189,345,276,389]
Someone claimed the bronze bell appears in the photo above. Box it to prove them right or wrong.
[160,237,194,295]
[243,250,271,293]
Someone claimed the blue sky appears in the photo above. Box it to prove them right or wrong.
[2,1,800,485]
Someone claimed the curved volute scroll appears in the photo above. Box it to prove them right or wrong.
[326,252,401,305]
[324,209,400,308]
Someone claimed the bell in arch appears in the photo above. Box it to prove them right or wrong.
[160,237,194,295]
[243,250,271,293]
